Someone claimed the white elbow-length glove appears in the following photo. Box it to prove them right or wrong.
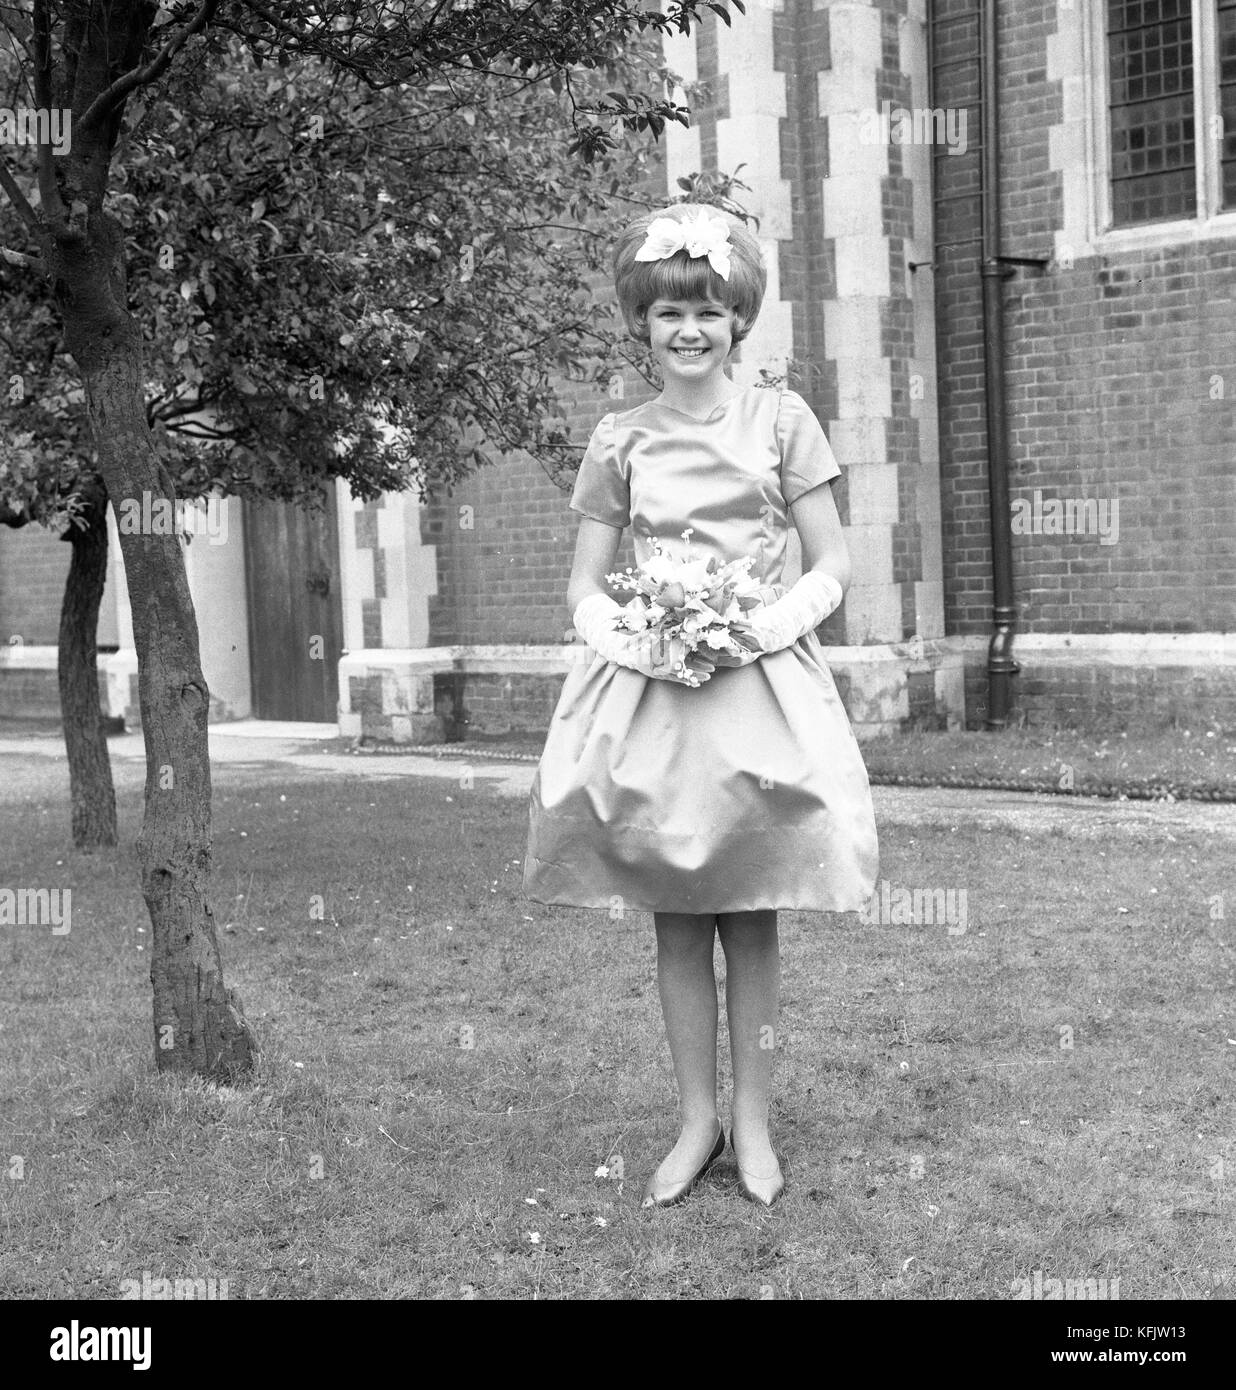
[742,571,844,657]
[572,594,713,685]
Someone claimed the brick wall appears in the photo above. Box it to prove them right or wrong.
[421,364,645,648]
[0,668,60,719]
[774,0,847,647]
[0,524,68,646]
[932,0,1236,641]
[962,648,1236,733]
[435,671,565,739]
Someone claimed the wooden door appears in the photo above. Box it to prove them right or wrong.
[243,493,343,723]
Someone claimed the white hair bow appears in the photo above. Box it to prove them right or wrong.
[634,210,732,281]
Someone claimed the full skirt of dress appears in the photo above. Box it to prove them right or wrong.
[523,631,879,914]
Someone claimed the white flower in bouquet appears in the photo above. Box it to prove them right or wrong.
[640,552,679,587]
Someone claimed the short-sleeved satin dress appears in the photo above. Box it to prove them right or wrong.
[522,385,879,914]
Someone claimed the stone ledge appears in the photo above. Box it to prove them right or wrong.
[7,636,1233,736]
[8,634,1228,680]
[0,643,58,669]
[951,633,1236,666]
[340,645,586,677]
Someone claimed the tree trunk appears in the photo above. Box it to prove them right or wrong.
[51,210,255,1079]
[58,475,118,850]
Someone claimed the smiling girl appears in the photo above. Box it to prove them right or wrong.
[523,203,879,1208]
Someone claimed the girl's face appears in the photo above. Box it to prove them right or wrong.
[647,296,735,386]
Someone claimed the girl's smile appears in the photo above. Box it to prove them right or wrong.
[649,297,737,408]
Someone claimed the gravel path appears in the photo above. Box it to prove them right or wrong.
[3,730,1234,843]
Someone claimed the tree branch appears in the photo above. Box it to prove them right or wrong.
[1,243,43,269]
[78,0,220,134]
[228,0,311,50]
[31,0,53,111]
[31,0,66,224]
[0,154,39,230]
[168,420,233,440]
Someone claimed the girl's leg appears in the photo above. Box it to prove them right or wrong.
[717,909,780,1177]
[650,912,721,1181]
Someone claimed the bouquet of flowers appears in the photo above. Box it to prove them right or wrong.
[606,529,765,687]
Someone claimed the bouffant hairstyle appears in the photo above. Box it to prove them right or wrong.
[612,203,766,347]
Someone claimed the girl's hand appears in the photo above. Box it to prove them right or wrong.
[744,571,843,654]
[709,649,760,668]
[636,632,715,685]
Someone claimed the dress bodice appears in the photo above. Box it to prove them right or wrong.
[569,385,841,590]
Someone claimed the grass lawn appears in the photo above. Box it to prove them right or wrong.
[1,772,1234,1300]
[860,726,1236,797]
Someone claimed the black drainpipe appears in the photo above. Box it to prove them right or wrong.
[979,0,1019,728]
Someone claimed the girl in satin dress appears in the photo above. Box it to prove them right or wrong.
[523,203,879,1207]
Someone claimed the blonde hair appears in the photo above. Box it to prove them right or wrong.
[612,202,766,347]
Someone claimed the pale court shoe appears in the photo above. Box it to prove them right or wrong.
[730,1130,786,1207]
[642,1123,727,1209]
